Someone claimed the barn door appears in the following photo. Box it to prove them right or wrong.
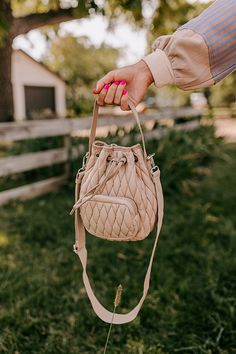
[24,86,56,119]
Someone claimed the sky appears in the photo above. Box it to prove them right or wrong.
[14,16,148,66]
[13,0,210,66]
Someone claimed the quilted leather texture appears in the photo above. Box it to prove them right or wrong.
[78,140,158,241]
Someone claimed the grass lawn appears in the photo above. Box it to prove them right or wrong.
[0,128,235,353]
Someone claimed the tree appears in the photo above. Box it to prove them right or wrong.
[0,0,209,121]
[209,72,236,108]
[44,35,120,115]
[0,0,87,121]
[146,1,212,110]
[0,0,144,122]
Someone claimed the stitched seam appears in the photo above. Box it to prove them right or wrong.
[213,63,236,82]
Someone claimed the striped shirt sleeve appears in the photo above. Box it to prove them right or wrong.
[143,0,236,90]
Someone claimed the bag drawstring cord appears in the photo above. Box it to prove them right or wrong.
[69,157,127,215]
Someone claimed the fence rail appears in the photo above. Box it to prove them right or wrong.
[0,107,201,142]
[0,176,67,206]
[0,107,202,206]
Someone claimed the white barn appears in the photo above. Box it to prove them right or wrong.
[12,50,66,121]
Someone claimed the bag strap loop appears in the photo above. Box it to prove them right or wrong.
[88,99,147,158]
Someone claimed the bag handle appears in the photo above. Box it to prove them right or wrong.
[88,98,148,158]
[73,167,164,324]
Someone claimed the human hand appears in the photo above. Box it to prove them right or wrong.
[92,60,154,111]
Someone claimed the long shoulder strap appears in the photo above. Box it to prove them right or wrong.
[73,168,164,324]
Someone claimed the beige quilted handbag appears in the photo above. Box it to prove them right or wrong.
[70,98,164,324]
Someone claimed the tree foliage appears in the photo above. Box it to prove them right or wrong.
[12,0,94,17]
[1,1,210,43]
[210,72,236,108]
[44,35,120,115]
[0,0,234,122]
[147,0,211,49]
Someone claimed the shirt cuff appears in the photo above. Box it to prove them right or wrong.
[142,49,175,88]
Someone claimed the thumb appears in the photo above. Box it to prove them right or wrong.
[93,71,115,93]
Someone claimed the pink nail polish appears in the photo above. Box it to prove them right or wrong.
[120,80,126,85]
[122,90,127,95]
[114,81,120,85]
[104,84,110,90]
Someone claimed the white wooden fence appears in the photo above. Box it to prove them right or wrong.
[0,107,201,206]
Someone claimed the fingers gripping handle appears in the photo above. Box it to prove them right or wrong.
[73,169,164,324]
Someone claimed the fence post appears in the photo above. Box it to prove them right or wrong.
[64,134,72,178]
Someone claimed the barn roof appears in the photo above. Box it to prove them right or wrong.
[14,49,65,83]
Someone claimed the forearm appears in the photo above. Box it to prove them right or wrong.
[143,0,236,91]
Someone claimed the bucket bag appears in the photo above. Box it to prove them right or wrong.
[70,99,164,324]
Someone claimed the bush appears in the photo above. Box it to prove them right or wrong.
[71,124,223,195]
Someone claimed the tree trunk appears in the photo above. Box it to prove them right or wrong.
[203,87,213,119]
[0,2,84,122]
[0,1,14,122]
[0,36,14,122]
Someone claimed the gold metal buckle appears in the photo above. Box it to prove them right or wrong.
[147,153,155,160]
[82,151,89,169]
[147,153,156,167]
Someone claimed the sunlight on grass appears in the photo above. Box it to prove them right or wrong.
[0,232,10,247]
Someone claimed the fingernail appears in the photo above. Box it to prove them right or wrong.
[104,84,110,90]
[114,81,120,85]
[120,80,126,85]
[122,90,127,95]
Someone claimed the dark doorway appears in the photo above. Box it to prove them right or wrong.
[24,86,56,119]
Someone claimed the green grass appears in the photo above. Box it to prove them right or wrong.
[0,128,235,353]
